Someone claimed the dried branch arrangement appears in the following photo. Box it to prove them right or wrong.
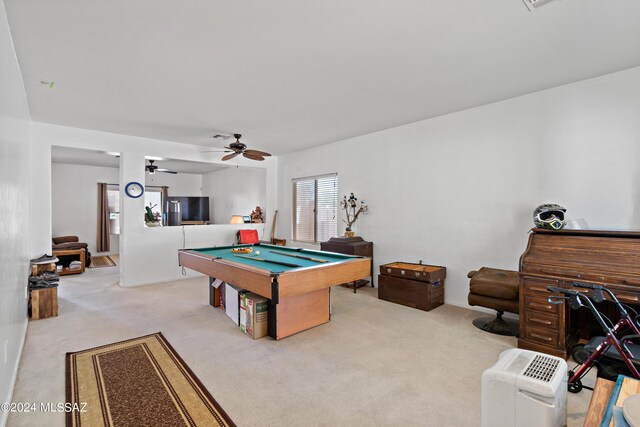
[341,193,368,232]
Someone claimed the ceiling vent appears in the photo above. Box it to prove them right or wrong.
[523,0,558,11]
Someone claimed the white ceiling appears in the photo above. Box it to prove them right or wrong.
[51,146,229,174]
[6,0,640,154]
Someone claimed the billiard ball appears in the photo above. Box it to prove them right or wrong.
[255,251,260,255]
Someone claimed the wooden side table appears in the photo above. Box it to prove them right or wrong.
[30,262,59,320]
[320,237,373,292]
[31,288,58,320]
[52,248,86,275]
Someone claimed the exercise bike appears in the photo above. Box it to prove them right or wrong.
[546,284,640,393]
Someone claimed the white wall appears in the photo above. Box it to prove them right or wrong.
[51,163,216,256]
[51,163,119,255]
[201,166,267,224]
[145,171,203,197]
[277,67,640,309]
[0,2,31,425]
[31,123,278,287]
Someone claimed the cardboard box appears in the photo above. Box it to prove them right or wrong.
[219,282,226,311]
[239,292,269,339]
[225,284,245,326]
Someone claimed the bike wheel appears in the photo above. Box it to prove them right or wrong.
[568,379,583,394]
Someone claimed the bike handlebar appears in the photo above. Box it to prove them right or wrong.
[547,286,579,296]
[573,282,603,290]
[572,282,625,313]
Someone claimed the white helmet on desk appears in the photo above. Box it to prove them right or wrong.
[533,204,567,230]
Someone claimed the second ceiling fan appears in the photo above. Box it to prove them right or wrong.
[145,160,177,174]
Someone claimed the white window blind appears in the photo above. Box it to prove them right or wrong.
[293,174,338,243]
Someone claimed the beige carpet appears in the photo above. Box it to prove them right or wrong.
[8,267,593,426]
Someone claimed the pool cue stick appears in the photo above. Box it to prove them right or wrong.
[232,254,301,268]
[267,250,329,263]
[270,210,278,244]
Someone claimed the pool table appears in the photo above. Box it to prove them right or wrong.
[178,243,371,339]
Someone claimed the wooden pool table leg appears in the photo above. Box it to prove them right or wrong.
[267,279,279,339]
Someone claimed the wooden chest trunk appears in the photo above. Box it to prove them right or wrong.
[378,262,446,311]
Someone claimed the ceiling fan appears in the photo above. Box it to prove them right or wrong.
[145,160,177,174]
[203,134,271,161]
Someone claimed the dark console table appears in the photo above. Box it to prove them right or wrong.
[320,236,374,292]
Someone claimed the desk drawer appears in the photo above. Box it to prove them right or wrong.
[523,294,559,315]
[523,277,559,296]
[523,325,559,346]
[524,311,558,331]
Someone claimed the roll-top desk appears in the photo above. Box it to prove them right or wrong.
[519,228,640,358]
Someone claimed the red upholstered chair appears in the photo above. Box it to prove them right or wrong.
[237,229,260,244]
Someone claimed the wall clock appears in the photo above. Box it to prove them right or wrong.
[124,181,144,198]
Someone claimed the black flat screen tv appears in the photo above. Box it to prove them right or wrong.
[167,197,210,222]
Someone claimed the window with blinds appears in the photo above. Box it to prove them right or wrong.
[292,174,338,243]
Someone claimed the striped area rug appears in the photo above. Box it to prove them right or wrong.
[66,333,235,427]
[88,256,117,268]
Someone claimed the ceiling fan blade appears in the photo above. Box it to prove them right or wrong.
[200,149,234,153]
[243,152,265,161]
[157,169,178,174]
[222,152,241,161]
[244,149,271,157]
[224,146,242,152]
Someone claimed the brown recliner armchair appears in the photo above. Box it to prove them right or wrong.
[52,236,92,268]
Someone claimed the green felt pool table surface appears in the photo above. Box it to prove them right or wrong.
[190,244,356,273]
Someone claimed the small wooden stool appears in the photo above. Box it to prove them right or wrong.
[29,262,59,320]
[31,288,58,320]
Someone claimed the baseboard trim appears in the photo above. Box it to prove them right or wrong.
[0,319,28,427]
[118,273,203,288]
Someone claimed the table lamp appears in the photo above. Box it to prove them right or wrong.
[230,215,244,224]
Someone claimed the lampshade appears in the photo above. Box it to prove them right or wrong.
[230,215,244,224]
